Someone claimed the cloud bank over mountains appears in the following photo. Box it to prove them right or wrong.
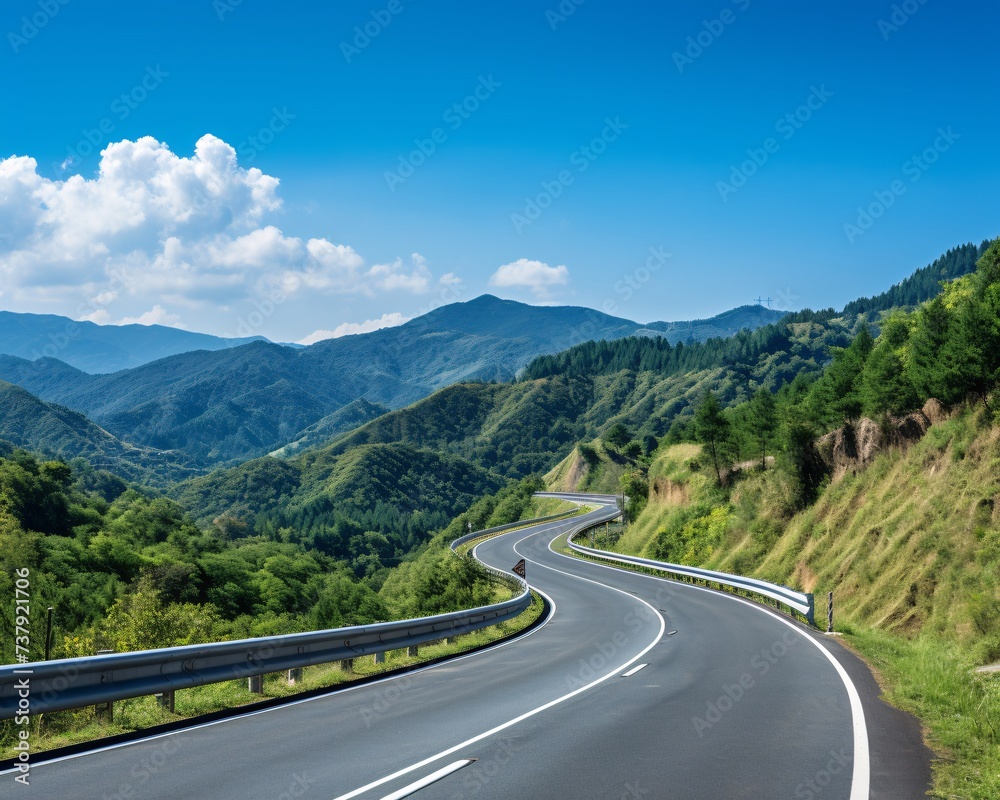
[0,135,457,338]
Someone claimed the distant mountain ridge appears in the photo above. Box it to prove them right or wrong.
[0,379,193,486]
[0,296,785,467]
[637,304,786,343]
[0,311,267,374]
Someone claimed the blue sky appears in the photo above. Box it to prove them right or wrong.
[1,0,997,342]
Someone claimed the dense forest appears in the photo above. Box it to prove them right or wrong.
[172,442,506,580]
[521,307,847,386]
[0,445,544,666]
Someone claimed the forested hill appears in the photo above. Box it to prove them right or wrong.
[169,441,505,577]
[522,241,991,384]
[842,239,990,317]
[520,309,838,383]
[0,379,194,486]
[302,239,996,487]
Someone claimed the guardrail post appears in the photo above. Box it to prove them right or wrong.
[95,649,114,721]
[826,592,833,632]
[407,645,419,657]
[340,658,354,672]
[155,690,175,713]
[373,651,385,665]
[287,668,302,685]
[248,675,264,694]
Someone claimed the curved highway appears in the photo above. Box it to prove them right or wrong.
[6,499,929,798]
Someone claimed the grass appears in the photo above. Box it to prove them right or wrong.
[847,630,1000,799]
[528,496,582,517]
[1,591,546,759]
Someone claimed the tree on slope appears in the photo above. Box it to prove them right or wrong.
[747,388,777,470]
[694,391,730,485]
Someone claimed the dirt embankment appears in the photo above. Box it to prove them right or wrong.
[650,477,690,506]
[563,450,589,492]
[815,399,947,481]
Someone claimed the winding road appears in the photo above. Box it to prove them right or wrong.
[5,497,930,799]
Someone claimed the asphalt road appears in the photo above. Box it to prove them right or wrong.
[5,502,930,799]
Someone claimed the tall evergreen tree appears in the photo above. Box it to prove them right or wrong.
[808,327,874,426]
[694,391,730,484]
[860,314,919,417]
[748,388,778,469]
[907,296,958,404]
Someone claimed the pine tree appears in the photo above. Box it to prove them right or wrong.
[907,296,952,402]
[694,391,730,484]
[860,315,919,417]
[748,388,778,469]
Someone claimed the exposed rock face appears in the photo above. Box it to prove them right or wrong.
[651,477,690,506]
[922,398,948,425]
[815,400,946,480]
[564,450,589,492]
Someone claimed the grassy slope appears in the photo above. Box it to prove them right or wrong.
[717,409,1000,655]
[543,439,631,495]
[613,443,705,556]
[602,416,1000,654]
[598,419,1000,798]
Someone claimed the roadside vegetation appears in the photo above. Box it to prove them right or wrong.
[0,470,547,756]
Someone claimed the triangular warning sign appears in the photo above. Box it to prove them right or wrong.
[512,559,526,579]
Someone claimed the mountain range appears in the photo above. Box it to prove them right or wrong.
[0,311,268,374]
[0,297,784,467]
[0,240,987,481]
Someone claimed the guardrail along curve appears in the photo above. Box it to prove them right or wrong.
[537,492,816,626]
[1,532,533,719]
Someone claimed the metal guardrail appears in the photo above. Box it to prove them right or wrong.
[549,494,816,626]
[533,491,621,506]
[1,550,530,720]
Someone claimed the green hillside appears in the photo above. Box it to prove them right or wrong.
[842,240,991,317]
[318,310,862,482]
[270,399,388,457]
[170,442,505,578]
[0,380,194,486]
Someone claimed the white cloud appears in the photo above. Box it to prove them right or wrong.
[489,258,569,298]
[118,305,183,327]
[0,135,446,333]
[297,312,410,345]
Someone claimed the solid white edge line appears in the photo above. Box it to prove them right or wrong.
[550,534,870,800]
[329,523,666,800]
[378,759,475,800]
[622,664,647,677]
